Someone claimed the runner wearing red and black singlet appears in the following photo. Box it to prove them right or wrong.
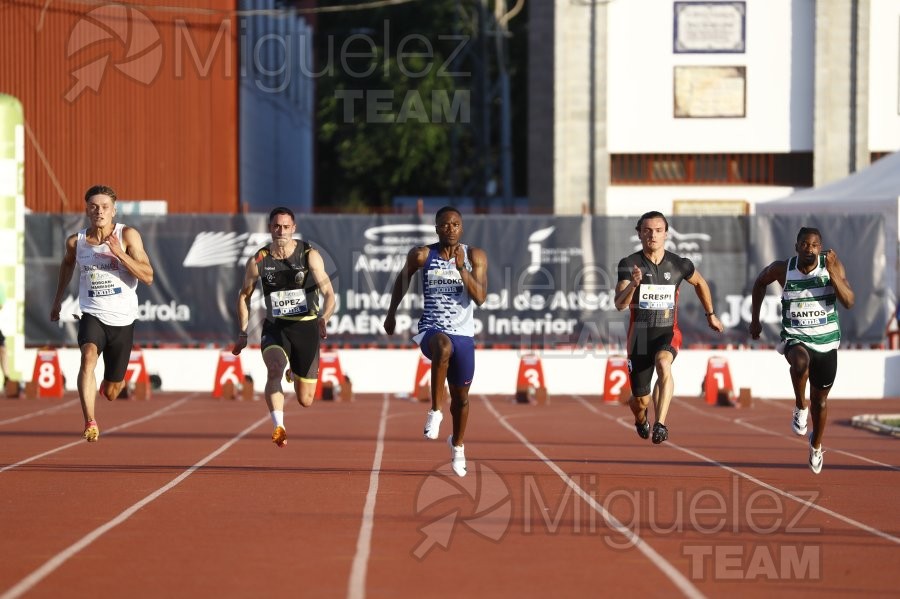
[615,212,723,444]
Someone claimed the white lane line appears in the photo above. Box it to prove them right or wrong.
[0,395,197,474]
[0,414,269,599]
[347,394,391,599]
[482,396,706,599]
[677,398,900,471]
[0,400,79,426]
[575,396,900,546]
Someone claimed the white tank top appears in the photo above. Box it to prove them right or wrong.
[76,223,139,326]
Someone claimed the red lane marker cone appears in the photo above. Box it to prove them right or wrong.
[413,354,432,402]
[126,346,151,400]
[315,351,347,401]
[30,347,64,398]
[704,356,734,406]
[213,351,244,399]
[516,354,547,404]
[603,356,630,403]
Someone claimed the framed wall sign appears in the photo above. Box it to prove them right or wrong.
[674,66,746,118]
[674,1,746,53]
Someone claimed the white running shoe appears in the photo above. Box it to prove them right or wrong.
[447,435,467,477]
[423,409,443,440]
[808,441,824,474]
[792,406,809,436]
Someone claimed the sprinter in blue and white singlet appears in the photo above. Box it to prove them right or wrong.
[384,207,488,477]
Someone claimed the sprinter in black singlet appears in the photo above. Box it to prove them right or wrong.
[615,211,724,444]
[233,207,336,448]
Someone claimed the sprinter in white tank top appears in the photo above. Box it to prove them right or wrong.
[50,185,154,443]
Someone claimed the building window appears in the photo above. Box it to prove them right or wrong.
[611,153,813,186]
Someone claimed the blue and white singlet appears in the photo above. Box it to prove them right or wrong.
[414,243,475,338]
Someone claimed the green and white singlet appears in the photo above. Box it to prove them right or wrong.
[780,255,841,352]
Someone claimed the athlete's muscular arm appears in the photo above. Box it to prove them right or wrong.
[384,246,428,335]
[823,249,855,309]
[107,226,154,285]
[456,246,488,306]
[614,263,642,311]
[308,248,336,339]
[686,270,724,332]
[50,234,78,322]
[232,256,260,355]
[749,260,787,339]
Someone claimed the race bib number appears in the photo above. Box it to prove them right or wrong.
[426,268,463,295]
[787,300,829,327]
[271,289,309,317]
[88,270,122,298]
[638,284,676,310]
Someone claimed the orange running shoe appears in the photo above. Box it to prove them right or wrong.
[83,420,100,442]
[272,425,287,448]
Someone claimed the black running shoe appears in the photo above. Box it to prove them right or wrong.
[635,420,650,439]
[651,422,669,445]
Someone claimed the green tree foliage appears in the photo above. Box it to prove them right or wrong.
[316,1,479,210]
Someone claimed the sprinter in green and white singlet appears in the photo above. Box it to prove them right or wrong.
[780,253,842,352]
[749,227,855,474]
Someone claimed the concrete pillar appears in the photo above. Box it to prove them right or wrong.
[552,0,592,214]
[592,3,610,216]
[814,0,870,185]
[527,0,555,213]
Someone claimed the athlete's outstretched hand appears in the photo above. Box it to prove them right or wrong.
[384,314,396,335]
[748,320,762,339]
[630,265,642,286]
[707,313,725,333]
[823,248,839,273]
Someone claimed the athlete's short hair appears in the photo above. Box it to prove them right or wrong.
[435,206,462,223]
[85,185,117,203]
[635,211,669,232]
[797,227,822,243]
[269,207,296,225]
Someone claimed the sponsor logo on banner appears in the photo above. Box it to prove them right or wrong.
[182,232,281,267]
[55,295,191,323]
[526,226,583,274]
[631,227,710,265]
[137,300,191,322]
[356,224,437,272]
[720,294,782,329]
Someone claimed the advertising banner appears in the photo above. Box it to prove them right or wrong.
[25,213,889,348]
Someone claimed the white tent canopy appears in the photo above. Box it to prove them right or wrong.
[756,150,900,240]
[756,150,900,321]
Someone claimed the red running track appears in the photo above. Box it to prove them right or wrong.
[0,392,898,598]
